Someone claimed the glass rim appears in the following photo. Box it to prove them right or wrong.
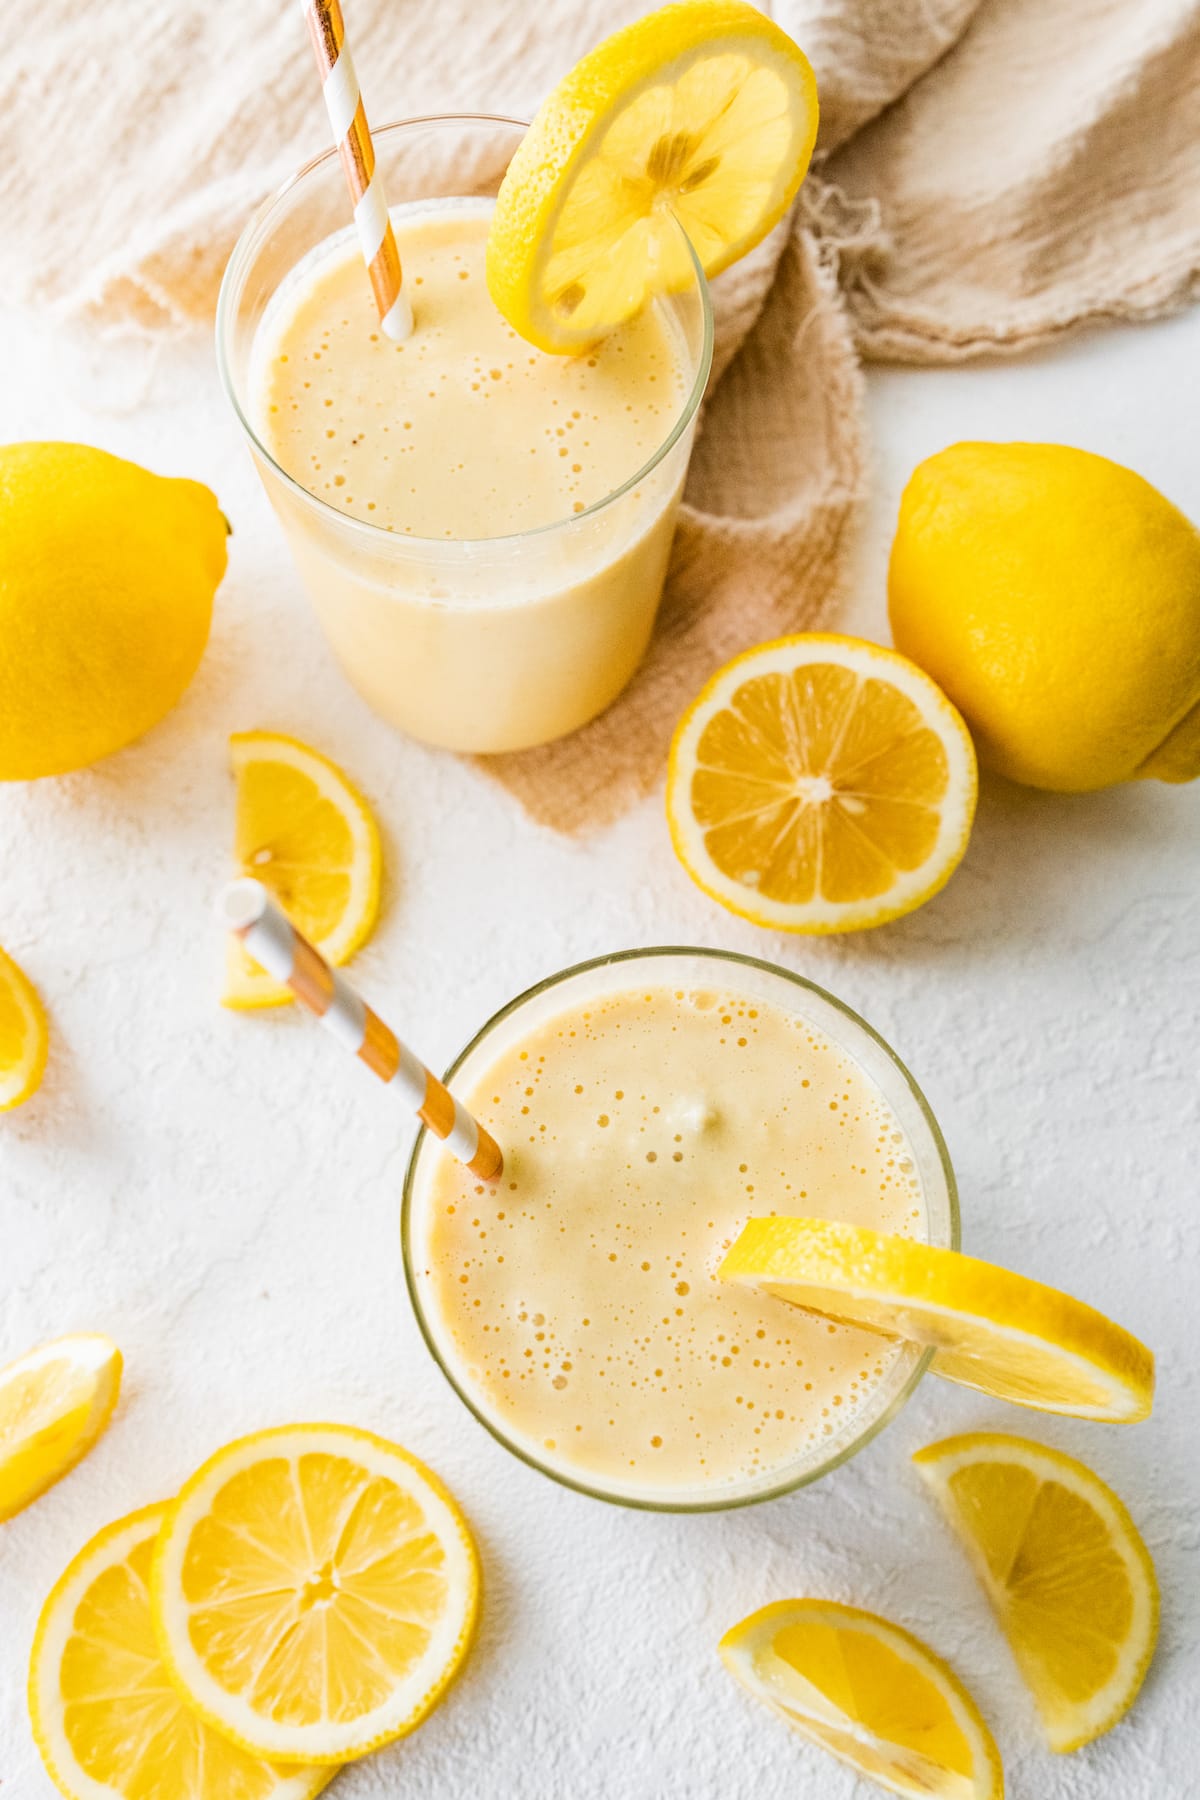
[401,945,961,1514]
[215,111,715,554]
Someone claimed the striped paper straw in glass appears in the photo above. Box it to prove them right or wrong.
[218,880,502,1181]
[302,0,413,341]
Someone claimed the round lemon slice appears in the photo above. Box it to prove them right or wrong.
[0,1334,121,1522]
[719,1218,1154,1421]
[721,1598,1004,1799]
[0,943,49,1110]
[487,0,819,352]
[29,1503,330,1800]
[223,731,381,1009]
[915,1433,1159,1753]
[151,1424,480,1764]
[667,635,977,933]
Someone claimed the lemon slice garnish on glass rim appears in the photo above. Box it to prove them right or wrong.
[915,1433,1159,1753]
[223,730,381,1009]
[721,1598,1004,1799]
[487,0,819,353]
[719,1218,1154,1421]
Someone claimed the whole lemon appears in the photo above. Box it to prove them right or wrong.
[0,443,227,780]
[888,442,1200,791]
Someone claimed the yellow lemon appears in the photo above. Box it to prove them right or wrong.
[667,634,977,932]
[721,1598,1004,1798]
[487,0,819,352]
[0,944,49,1111]
[888,442,1200,791]
[29,1503,331,1800]
[719,1218,1154,1421]
[0,443,227,780]
[222,731,382,1008]
[0,1334,121,1521]
[150,1423,480,1763]
[915,1434,1159,1752]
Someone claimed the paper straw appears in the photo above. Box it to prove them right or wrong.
[218,879,502,1181]
[302,0,413,342]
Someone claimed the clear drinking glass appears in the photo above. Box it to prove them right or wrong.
[216,114,713,754]
[402,948,960,1512]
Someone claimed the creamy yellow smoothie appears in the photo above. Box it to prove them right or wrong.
[251,201,700,752]
[406,960,951,1506]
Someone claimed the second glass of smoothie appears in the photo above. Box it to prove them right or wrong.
[217,115,712,754]
[403,950,959,1511]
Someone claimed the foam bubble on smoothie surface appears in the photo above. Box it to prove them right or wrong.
[257,204,688,539]
[418,985,925,1495]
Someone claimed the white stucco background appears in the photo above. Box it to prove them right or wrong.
[1,293,1197,1799]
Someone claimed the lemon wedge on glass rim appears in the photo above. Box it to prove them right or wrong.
[487,0,819,353]
[720,1218,1154,1421]
[223,731,381,1009]
[915,1433,1159,1753]
[721,1598,1004,1799]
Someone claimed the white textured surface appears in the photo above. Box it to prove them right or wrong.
[1,303,1198,1799]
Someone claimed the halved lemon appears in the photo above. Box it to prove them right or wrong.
[667,635,977,933]
[223,731,381,1009]
[0,943,49,1110]
[915,1434,1159,1753]
[151,1424,480,1764]
[29,1503,330,1800]
[0,1334,122,1522]
[487,0,819,352]
[719,1219,1154,1421]
[721,1598,1004,1799]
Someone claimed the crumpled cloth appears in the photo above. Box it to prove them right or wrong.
[5,0,1196,830]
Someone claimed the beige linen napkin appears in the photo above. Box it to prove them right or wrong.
[4,0,1196,829]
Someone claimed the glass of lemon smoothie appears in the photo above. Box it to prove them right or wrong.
[403,949,959,1511]
[217,115,712,754]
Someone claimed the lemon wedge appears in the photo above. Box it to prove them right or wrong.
[0,1334,121,1522]
[487,0,819,352]
[151,1423,480,1763]
[915,1433,1159,1752]
[223,731,381,1009]
[29,1503,331,1800]
[667,635,977,933]
[721,1598,1004,1798]
[719,1219,1154,1421]
[0,944,49,1110]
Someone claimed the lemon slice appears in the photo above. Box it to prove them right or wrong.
[719,1219,1154,1421]
[721,1598,1004,1799]
[29,1503,331,1800]
[667,635,977,933]
[151,1423,480,1763]
[487,0,819,352]
[0,1334,121,1522]
[915,1434,1159,1752]
[223,731,381,1009]
[0,944,49,1110]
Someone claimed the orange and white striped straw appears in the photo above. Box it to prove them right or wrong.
[218,880,502,1180]
[302,0,413,342]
